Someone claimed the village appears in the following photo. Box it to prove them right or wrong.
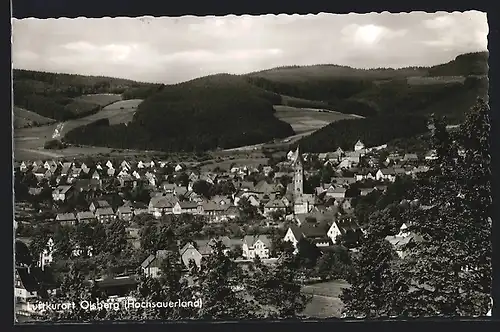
[14,139,438,319]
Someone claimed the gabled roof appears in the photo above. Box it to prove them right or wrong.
[149,195,177,208]
[117,206,133,213]
[264,199,286,208]
[15,266,39,292]
[379,168,396,175]
[243,234,271,248]
[95,207,114,215]
[76,211,95,219]
[56,213,76,221]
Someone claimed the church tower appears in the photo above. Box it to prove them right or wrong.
[293,145,304,198]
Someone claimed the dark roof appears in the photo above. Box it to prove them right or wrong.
[15,266,39,292]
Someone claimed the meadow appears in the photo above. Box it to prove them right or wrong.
[273,105,361,134]
[14,107,56,129]
[300,280,351,318]
[14,99,143,160]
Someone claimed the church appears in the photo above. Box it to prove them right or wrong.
[289,146,316,215]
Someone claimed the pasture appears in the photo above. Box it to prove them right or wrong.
[406,76,466,85]
[73,93,123,106]
[64,93,123,116]
[300,280,350,319]
[14,107,56,128]
[273,105,360,134]
[14,99,143,160]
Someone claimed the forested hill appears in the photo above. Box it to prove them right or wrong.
[63,74,295,152]
[18,51,488,153]
[245,51,488,120]
[12,69,160,120]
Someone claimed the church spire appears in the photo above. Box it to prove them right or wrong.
[294,145,303,165]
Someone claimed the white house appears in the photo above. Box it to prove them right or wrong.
[376,168,396,182]
[39,238,55,271]
[354,140,365,151]
[15,266,38,303]
[242,235,271,259]
[175,164,183,172]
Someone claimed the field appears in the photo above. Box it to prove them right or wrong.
[73,94,123,106]
[14,99,143,160]
[62,93,123,117]
[300,280,351,319]
[14,107,56,128]
[273,105,362,134]
[406,75,466,85]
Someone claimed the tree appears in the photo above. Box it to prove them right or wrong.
[139,221,158,253]
[393,100,492,317]
[104,219,128,255]
[249,252,311,318]
[296,238,321,270]
[192,180,213,198]
[192,241,255,320]
[53,225,73,260]
[340,236,402,318]
[237,196,259,220]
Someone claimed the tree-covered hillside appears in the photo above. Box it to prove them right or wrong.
[245,51,488,120]
[12,69,158,120]
[63,74,294,152]
[298,115,429,153]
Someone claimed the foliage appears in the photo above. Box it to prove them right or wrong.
[63,74,294,152]
[299,115,429,153]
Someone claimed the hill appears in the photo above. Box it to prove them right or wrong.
[245,51,488,121]
[16,51,488,154]
[12,69,159,120]
[63,74,295,152]
[14,106,56,128]
[298,114,429,153]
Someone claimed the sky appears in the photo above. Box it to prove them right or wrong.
[12,11,488,84]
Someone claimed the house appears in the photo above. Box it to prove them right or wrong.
[95,207,116,223]
[117,206,133,221]
[242,235,271,259]
[293,194,316,215]
[354,140,365,151]
[120,160,131,170]
[76,211,96,224]
[52,185,74,202]
[263,199,287,216]
[403,153,419,164]
[161,182,176,194]
[360,187,375,196]
[324,186,346,199]
[173,201,198,215]
[15,265,39,303]
[354,169,376,181]
[201,202,227,221]
[89,200,111,213]
[211,195,232,206]
[55,213,76,226]
[425,150,438,161]
[174,164,183,172]
[91,170,101,181]
[148,196,177,218]
[385,233,423,258]
[132,202,149,216]
[72,243,94,258]
[209,236,242,255]
[385,153,401,164]
[223,205,240,220]
[32,166,46,179]
[20,161,28,172]
[140,250,172,278]
[179,243,203,269]
[105,160,114,169]
[39,238,55,271]
[327,219,360,244]
[376,168,396,182]
[283,224,331,251]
